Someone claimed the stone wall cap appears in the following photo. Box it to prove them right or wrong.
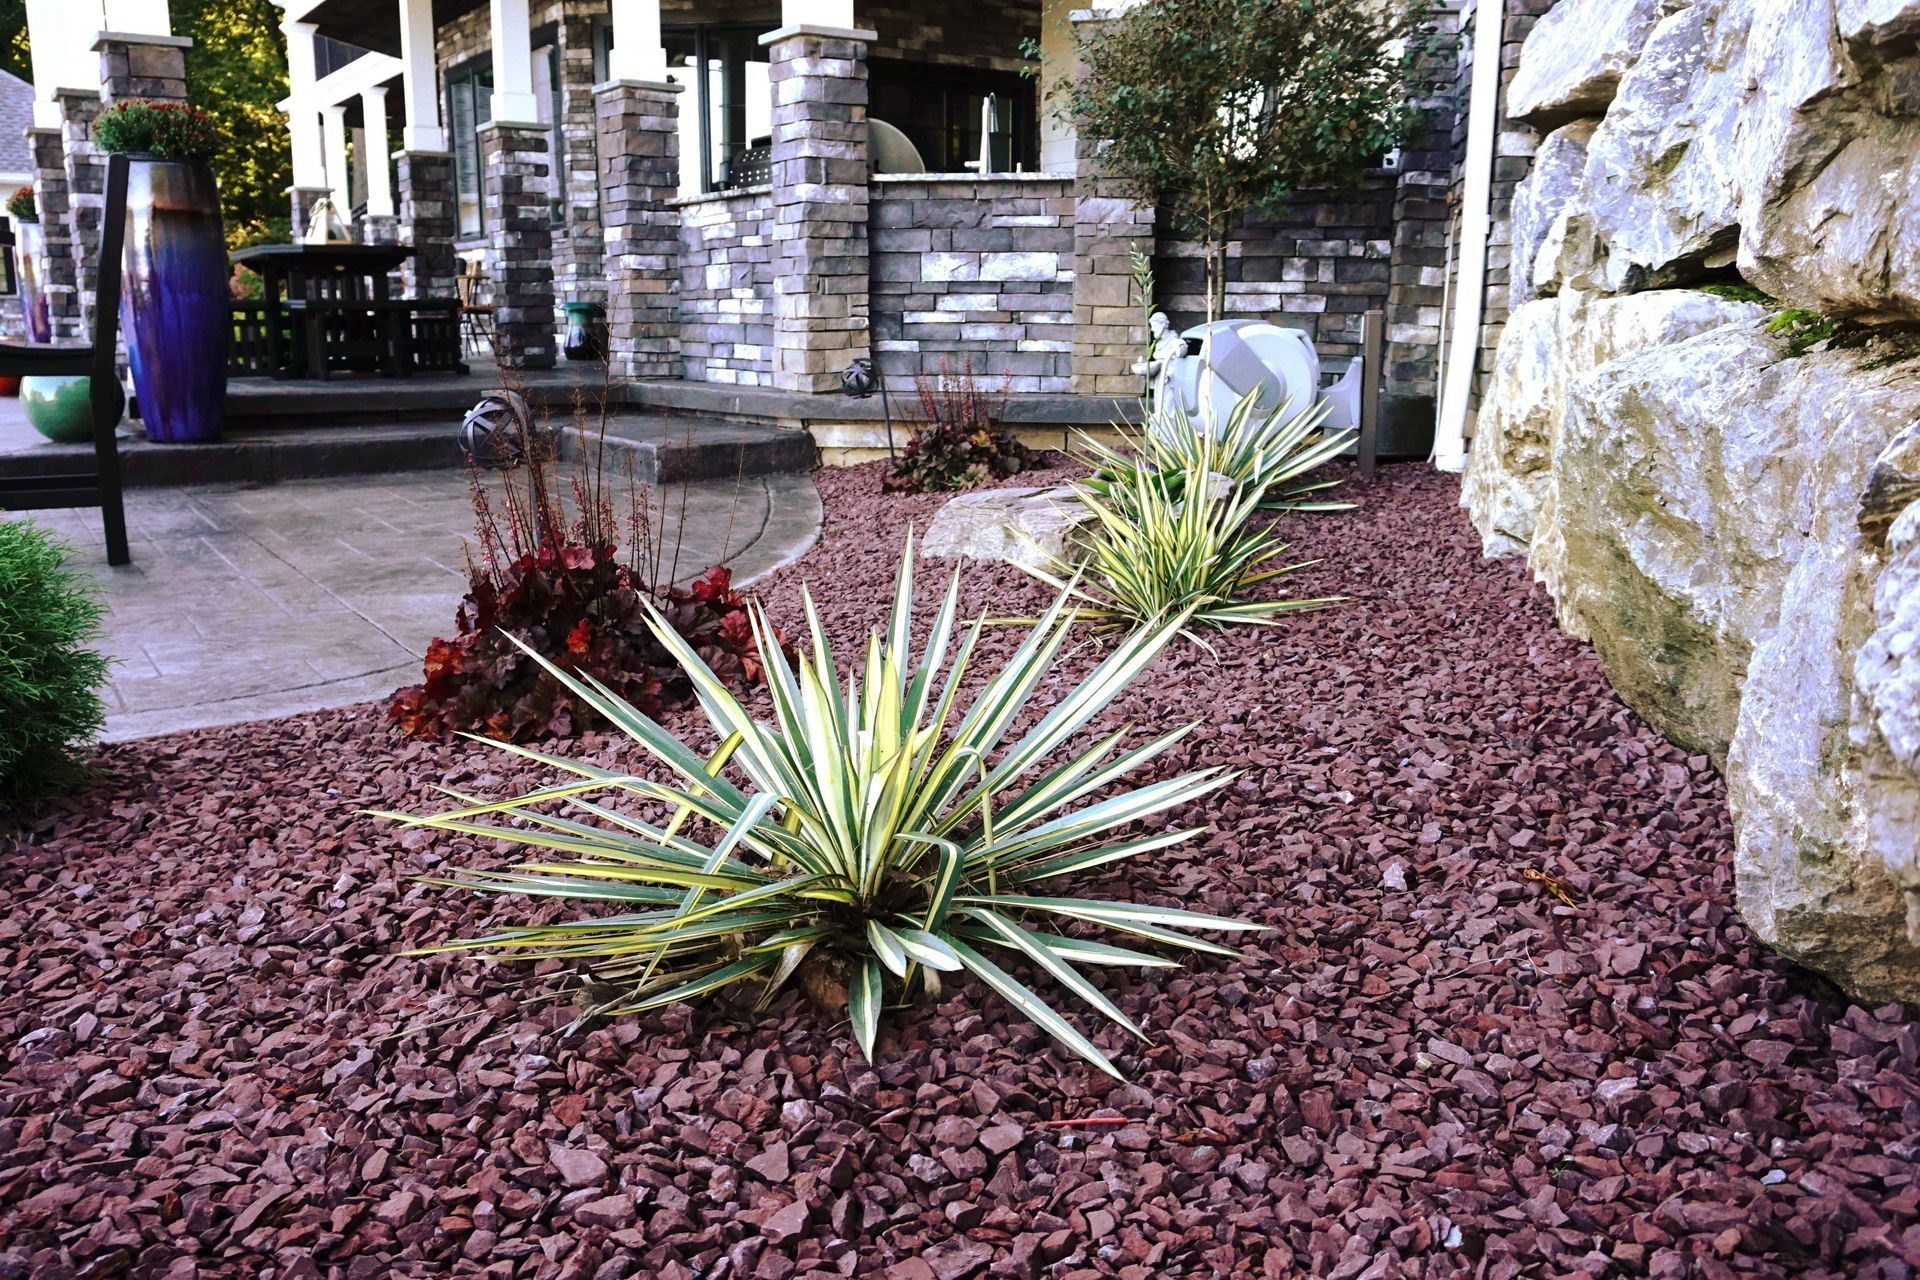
[592,78,684,96]
[667,184,774,209]
[757,24,878,46]
[92,31,195,50]
[872,172,1074,184]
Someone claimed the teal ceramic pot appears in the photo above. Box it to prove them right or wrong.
[21,375,104,444]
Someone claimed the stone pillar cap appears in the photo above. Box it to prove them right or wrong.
[591,78,684,95]
[757,24,878,46]
[1068,7,1133,23]
[92,31,195,51]
[477,118,548,132]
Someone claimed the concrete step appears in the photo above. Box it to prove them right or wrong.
[0,413,816,488]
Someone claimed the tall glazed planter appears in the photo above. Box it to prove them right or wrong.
[121,156,228,442]
[16,219,52,344]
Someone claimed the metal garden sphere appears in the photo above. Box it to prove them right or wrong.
[460,390,532,470]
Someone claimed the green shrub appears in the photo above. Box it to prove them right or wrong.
[7,186,36,222]
[1031,391,1349,634]
[92,101,221,164]
[385,539,1258,1077]
[0,521,109,815]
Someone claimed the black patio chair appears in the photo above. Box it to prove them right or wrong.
[0,152,130,566]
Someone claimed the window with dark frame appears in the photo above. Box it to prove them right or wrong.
[446,46,565,240]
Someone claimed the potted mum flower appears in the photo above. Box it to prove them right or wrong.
[7,186,51,345]
[92,101,228,443]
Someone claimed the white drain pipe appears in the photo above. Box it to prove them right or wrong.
[1432,0,1508,473]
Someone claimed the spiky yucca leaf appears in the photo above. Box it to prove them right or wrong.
[383,537,1261,1077]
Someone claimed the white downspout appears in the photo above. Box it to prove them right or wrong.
[1432,0,1507,473]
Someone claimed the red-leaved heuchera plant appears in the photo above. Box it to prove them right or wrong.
[389,405,788,742]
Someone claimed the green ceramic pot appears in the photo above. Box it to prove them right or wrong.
[21,375,104,444]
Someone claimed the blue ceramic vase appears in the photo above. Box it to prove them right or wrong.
[120,156,228,442]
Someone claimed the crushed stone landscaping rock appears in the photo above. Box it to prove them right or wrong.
[2,462,1916,1278]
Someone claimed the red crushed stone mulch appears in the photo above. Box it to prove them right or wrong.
[4,462,1919,1280]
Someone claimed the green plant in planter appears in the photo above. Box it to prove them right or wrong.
[0,520,109,816]
[384,539,1258,1077]
[7,186,36,222]
[92,101,221,163]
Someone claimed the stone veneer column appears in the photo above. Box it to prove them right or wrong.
[396,151,457,300]
[289,185,331,238]
[1067,11,1155,397]
[56,91,104,341]
[479,122,557,369]
[1381,0,1466,436]
[594,79,681,378]
[27,127,80,339]
[554,13,605,308]
[763,24,872,394]
[97,32,192,103]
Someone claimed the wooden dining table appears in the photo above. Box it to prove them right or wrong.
[231,243,462,380]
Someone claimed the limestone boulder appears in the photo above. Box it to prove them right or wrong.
[1571,0,1920,317]
[1461,288,1764,565]
[1510,121,1596,308]
[1505,0,1670,127]
[1548,320,1920,1000]
[1461,299,1561,558]
[920,485,1090,573]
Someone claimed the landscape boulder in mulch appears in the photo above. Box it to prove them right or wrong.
[3,462,1918,1279]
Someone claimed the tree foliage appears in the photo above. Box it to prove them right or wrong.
[172,0,292,246]
[1058,0,1432,316]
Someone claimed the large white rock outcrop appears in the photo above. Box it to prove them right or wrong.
[1461,288,1765,564]
[1577,0,1920,317]
[1545,323,1920,1001]
[1505,0,1670,127]
[1510,121,1596,308]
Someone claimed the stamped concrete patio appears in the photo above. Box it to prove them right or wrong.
[7,418,821,741]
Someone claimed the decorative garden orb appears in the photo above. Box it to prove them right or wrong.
[1164,320,1319,436]
[460,390,535,470]
[21,375,102,444]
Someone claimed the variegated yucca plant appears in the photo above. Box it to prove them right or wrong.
[1083,390,1354,515]
[382,537,1261,1078]
[1024,394,1350,634]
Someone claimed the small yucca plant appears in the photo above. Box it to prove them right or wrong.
[1025,406,1346,634]
[1084,391,1354,515]
[382,537,1260,1077]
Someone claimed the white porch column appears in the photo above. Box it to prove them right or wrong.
[283,20,325,189]
[398,0,447,150]
[486,0,541,124]
[321,103,352,214]
[360,87,396,216]
[24,0,89,128]
[100,0,172,36]
[605,0,666,82]
[778,0,855,29]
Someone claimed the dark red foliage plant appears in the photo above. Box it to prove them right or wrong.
[884,360,1038,493]
[388,396,791,742]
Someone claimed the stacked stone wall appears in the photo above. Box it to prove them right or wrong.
[1153,177,1397,378]
[869,176,1074,392]
[674,186,774,385]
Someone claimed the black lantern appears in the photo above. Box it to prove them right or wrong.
[841,357,896,461]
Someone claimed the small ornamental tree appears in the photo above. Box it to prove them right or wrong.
[1059,0,1432,319]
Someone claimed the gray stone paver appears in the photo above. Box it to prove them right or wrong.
[6,467,820,742]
